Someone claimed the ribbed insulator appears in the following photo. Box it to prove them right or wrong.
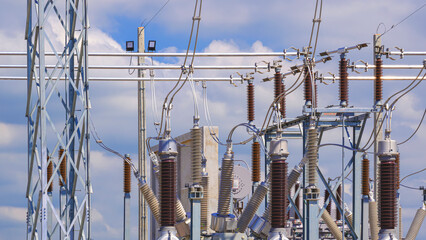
[280,81,286,118]
[345,211,353,226]
[405,208,426,240]
[307,128,318,185]
[362,158,370,196]
[395,153,400,190]
[201,176,209,231]
[176,199,186,222]
[59,149,67,187]
[247,82,255,122]
[274,73,282,101]
[287,169,302,194]
[217,153,234,216]
[314,81,318,108]
[399,207,402,240]
[191,127,202,184]
[140,183,161,223]
[375,58,383,103]
[336,185,342,221]
[252,142,261,182]
[271,160,288,228]
[304,67,313,103]
[322,210,343,240]
[237,183,268,233]
[47,157,53,192]
[369,200,380,240]
[339,58,349,104]
[324,190,331,214]
[160,159,176,227]
[124,158,131,193]
[294,182,300,219]
[379,161,396,229]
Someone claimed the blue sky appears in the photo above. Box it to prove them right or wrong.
[0,0,425,239]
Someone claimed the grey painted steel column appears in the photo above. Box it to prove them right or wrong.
[353,126,362,238]
[137,26,148,240]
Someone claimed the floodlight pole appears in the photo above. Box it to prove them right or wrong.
[137,26,148,240]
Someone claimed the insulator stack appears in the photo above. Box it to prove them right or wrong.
[247,82,255,122]
[271,159,288,228]
[395,153,400,190]
[339,58,349,105]
[324,190,331,214]
[294,182,300,219]
[314,81,318,108]
[369,200,380,240]
[175,199,186,222]
[280,80,286,118]
[47,157,53,192]
[124,157,131,193]
[379,161,396,229]
[362,158,370,196]
[252,141,261,182]
[160,159,176,226]
[191,127,202,184]
[322,210,344,240]
[307,128,318,186]
[237,182,268,233]
[405,208,426,240]
[274,72,282,101]
[59,148,67,186]
[375,58,383,103]
[336,184,342,221]
[139,183,161,223]
[217,152,234,216]
[201,175,209,231]
[304,67,313,103]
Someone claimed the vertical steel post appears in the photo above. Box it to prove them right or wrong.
[189,186,203,240]
[137,26,148,240]
[352,126,362,238]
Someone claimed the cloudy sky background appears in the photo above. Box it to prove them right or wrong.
[0,0,425,239]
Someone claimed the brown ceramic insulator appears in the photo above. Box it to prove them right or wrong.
[395,153,400,190]
[294,183,300,219]
[47,157,53,192]
[251,142,261,182]
[160,159,176,227]
[280,82,286,118]
[314,81,318,108]
[375,58,383,103]
[274,73,282,100]
[362,158,370,196]
[339,58,349,104]
[379,161,396,229]
[59,149,67,186]
[247,83,255,122]
[270,160,288,228]
[336,185,342,221]
[124,158,131,193]
[324,189,331,214]
[304,67,313,102]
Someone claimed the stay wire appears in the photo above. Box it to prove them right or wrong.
[400,168,426,184]
[143,0,172,29]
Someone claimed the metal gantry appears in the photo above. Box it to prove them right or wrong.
[25,0,90,239]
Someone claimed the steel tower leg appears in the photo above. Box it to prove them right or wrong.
[25,0,90,239]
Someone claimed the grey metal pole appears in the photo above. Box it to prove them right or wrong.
[137,26,148,240]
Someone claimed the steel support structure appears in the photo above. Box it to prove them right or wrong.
[25,0,90,239]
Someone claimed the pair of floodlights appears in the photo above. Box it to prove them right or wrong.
[126,40,156,52]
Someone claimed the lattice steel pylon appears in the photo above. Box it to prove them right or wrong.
[25,0,90,239]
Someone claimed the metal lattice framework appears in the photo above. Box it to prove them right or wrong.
[25,0,90,239]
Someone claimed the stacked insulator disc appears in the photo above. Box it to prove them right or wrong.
[274,72,286,117]
[379,161,396,229]
[274,73,282,100]
[306,128,318,185]
[175,199,186,222]
[314,81,318,108]
[375,58,383,103]
[304,67,313,103]
[160,159,176,226]
[339,58,349,105]
[280,81,286,118]
[247,82,255,122]
[201,176,209,231]
[124,158,131,193]
[140,183,161,223]
[271,160,288,228]
[191,127,202,184]
[252,142,261,182]
[47,157,53,192]
[324,189,331,214]
[395,153,400,190]
[237,183,268,233]
[336,185,342,221]
[59,149,67,186]
[217,152,234,216]
[362,158,370,196]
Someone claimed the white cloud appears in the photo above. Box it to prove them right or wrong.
[0,123,26,146]
[0,206,26,223]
